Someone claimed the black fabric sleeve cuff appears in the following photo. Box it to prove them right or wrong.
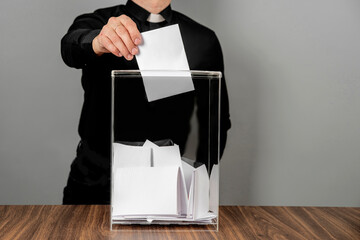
[80,29,101,59]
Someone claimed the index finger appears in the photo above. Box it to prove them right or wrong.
[118,15,142,45]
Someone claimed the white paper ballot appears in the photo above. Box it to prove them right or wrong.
[143,139,159,148]
[113,166,180,216]
[189,164,210,219]
[153,145,182,167]
[143,140,182,167]
[113,143,150,169]
[181,160,195,195]
[209,164,219,214]
[142,141,187,214]
[136,24,194,101]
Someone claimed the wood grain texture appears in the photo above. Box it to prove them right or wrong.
[0,205,359,240]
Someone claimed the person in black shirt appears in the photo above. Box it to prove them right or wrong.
[61,0,231,204]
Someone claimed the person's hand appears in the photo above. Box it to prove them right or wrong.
[92,15,142,61]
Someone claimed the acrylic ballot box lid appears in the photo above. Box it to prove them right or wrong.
[111,70,221,232]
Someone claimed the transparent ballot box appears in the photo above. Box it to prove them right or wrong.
[111,70,221,231]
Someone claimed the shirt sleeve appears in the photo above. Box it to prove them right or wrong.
[196,31,231,165]
[60,12,107,69]
[216,40,231,158]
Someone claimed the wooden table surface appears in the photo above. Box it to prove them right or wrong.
[0,205,359,240]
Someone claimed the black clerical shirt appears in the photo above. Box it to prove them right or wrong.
[61,1,231,163]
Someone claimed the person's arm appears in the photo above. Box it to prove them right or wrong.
[61,11,141,69]
[216,38,231,158]
[196,32,231,166]
[61,12,105,69]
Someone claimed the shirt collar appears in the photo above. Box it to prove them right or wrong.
[125,0,173,23]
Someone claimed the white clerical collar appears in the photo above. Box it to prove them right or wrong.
[147,13,165,23]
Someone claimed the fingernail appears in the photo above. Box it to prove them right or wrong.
[127,54,133,60]
[131,47,138,55]
[134,38,141,45]
[119,53,122,57]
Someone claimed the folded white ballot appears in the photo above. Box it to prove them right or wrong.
[209,164,220,214]
[181,160,195,195]
[143,140,182,167]
[112,140,218,222]
[188,164,210,219]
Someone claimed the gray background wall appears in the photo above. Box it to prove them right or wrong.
[0,0,359,206]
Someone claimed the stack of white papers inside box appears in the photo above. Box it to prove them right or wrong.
[112,140,219,224]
